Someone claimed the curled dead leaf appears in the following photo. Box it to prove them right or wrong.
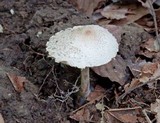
[92,55,128,85]
[141,37,158,52]
[124,78,140,92]
[105,107,146,123]
[101,4,131,20]
[108,4,148,26]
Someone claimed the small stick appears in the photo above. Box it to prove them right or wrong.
[38,66,54,94]
[147,0,160,50]
[142,109,152,123]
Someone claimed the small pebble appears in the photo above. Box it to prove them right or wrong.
[36,31,42,37]
[0,24,3,33]
[10,9,15,15]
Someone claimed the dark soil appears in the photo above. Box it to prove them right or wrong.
[0,0,94,122]
[0,0,159,123]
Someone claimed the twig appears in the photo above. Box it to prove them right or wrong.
[147,0,160,50]
[38,66,54,94]
[53,76,80,103]
[142,109,152,123]
[108,106,141,112]
[148,0,159,36]
[138,0,160,50]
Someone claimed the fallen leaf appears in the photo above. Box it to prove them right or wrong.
[126,62,160,91]
[68,0,105,16]
[87,85,105,102]
[139,62,158,83]
[142,62,157,74]
[101,4,131,20]
[128,60,146,77]
[109,4,149,26]
[151,99,160,123]
[151,64,160,79]
[92,55,128,85]
[96,19,112,27]
[124,78,140,92]
[7,73,28,92]
[138,49,155,59]
[70,108,90,122]
[135,8,160,34]
[104,107,146,123]
[141,37,157,52]
[0,113,4,123]
[128,61,159,80]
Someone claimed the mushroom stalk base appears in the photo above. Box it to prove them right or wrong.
[80,67,90,98]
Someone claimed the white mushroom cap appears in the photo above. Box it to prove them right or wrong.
[46,25,118,69]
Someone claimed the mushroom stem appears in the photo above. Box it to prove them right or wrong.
[80,67,90,98]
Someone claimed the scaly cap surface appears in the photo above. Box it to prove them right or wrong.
[46,25,118,68]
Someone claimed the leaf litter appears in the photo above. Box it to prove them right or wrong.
[1,0,160,122]
[67,1,160,122]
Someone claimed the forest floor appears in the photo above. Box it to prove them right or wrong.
[0,0,160,123]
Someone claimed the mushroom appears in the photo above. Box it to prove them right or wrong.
[46,25,118,101]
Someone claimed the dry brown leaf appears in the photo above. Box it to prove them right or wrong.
[101,4,130,20]
[109,4,149,26]
[151,64,160,79]
[128,60,146,77]
[87,85,105,102]
[142,37,157,52]
[151,99,160,123]
[96,19,112,27]
[124,78,140,92]
[7,73,28,92]
[142,62,158,74]
[138,37,156,57]
[139,49,155,59]
[128,61,158,79]
[68,0,105,16]
[92,55,127,85]
[127,62,160,90]
[135,16,154,28]
[139,62,158,83]
[70,108,90,122]
[0,113,4,123]
[104,107,146,123]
